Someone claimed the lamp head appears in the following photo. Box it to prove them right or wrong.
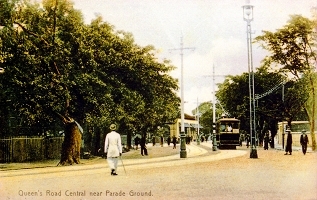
[242,0,254,21]
[245,6,252,16]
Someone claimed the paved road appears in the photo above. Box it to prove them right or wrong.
[1,142,316,200]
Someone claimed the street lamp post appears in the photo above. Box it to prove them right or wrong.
[243,0,258,158]
[179,37,187,158]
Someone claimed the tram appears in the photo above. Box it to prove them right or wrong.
[216,117,240,149]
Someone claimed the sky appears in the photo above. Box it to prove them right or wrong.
[72,0,316,114]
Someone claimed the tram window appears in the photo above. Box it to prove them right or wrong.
[221,124,226,132]
[227,125,233,132]
[218,121,240,132]
[232,123,239,129]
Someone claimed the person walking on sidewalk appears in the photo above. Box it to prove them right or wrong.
[134,136,140,150]
[246,133,250,148]
[284,129,292,155]
[104,124,122,176]
[300,130,309,155]
[263,131,269,150]
[172,135,177,149]
[152,136,156,146]
[140,136,148,156]
[160,135,164,147]
[167,136,171,146]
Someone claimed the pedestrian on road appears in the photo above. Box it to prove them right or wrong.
[140,136,148,156]
[104,124,122,176]
[201,135,205,142]
[160,135,164,147]
[167,136,171,146]
[284,129,292,155]
[263,131,269,150]
[152,136,156,146]
[239,133,244,146]
[246,134,250,148]
[172,135,177,149]
[134,136,140,150]
[300,129,309,155]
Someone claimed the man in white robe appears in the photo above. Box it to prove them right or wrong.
[104,124,122,175]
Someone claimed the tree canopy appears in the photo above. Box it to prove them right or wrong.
[254,14,316,150]
[0,0,180,140]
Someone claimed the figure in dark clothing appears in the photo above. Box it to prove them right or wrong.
[167,136,171,146]
[239,133,244,146]
[134,136,140,150]
[245,134,250,148]
[284,130,292,155]
[152,136,156,146]
[160,135,164,147]
[263,132,269,150]
[269,136,273,148]
[172,135,177,149]
[300,130,309,155]
[201,135,205,142]
[140,136,148,156]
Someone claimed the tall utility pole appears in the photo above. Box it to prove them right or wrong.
[243,0,258,158]
[196,97,200,145]
[204,65,228,151]
[212,64,217,151]
[169,36,195,158]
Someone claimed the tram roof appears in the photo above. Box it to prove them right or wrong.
[217,117,240,122]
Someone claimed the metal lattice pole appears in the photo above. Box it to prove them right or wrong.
[243,1,258,158]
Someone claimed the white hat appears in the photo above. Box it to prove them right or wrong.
[110,124,117,130]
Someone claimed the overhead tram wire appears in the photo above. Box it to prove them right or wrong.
[255,80,287,101]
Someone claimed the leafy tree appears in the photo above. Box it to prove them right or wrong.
[216,74,250,131]
[0,0,179,164]
[254,66,309,147]
[253,66,285,146]
[195,101,226,138]
[215,65,308,148]
[255,15,316,150]
[0,0,94,164]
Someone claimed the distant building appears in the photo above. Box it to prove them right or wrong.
[277,121,317,147]
[168,113,203,141]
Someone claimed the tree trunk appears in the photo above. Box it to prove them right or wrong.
[309,75,316,151]
[58,121,82,165]
[55,113,82,166]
